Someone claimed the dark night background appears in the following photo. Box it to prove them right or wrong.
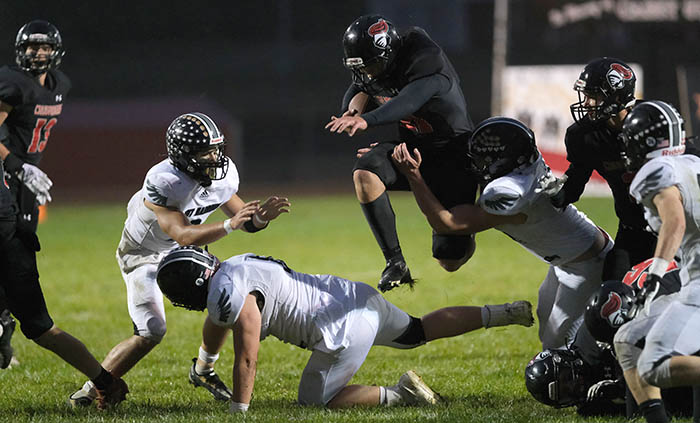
[1,1,697,200]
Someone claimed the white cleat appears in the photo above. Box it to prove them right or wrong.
[398,370,441,405]
[67,380,96,408]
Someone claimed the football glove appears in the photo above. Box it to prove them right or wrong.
[628,273,662,319]
[535,172,568,208]
[20,163,52,205]
[586,379,624,403]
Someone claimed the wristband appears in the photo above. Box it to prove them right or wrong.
[253,214,268,227]
[223,219,234,234]
[648,258,670,278]
[229,401,249,413]
[2,152,23,174]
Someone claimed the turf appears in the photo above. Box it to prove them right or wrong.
[0,194,690,422]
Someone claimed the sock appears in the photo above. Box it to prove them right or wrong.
[360,192,403,262]
[195,346,219,374]
[91,368,115,391]
[381,385,403,406]
[639,399,669,423]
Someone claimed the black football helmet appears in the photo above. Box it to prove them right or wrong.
[15,20,65,75]
[165,112,229,187]
[468,117,538,184]
[620,100,686,171]
[156,246,220,311]
[342,15,401,95]
[525,349,588,408]
[570,57,636,124]
[584,281,636,344]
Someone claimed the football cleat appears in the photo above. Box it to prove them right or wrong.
[68,381,96,408]
[484,301,534,328]
[378,259,414,292]
[397,370,441,405]
[188,358,232,401]
[0,310,16,369]
[95,377,129,410]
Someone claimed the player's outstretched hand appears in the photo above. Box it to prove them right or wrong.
[356,142,378,158]
[325,115,368,137]
[256,196,290,222]
[20,163,53,205]
[230,200,260,230]
[535,171,567,208]
[391,143,422,179]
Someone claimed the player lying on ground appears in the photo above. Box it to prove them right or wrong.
[525,258,693,419]
[392,117,612,349]
[155,246,534,412]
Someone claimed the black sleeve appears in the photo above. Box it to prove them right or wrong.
[0,79,22,107]
[341,83,361,113]
[560,130,594,205]
[361,74,449,126]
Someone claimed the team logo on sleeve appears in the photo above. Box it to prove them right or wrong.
[607,63,634,90]
[600,292,625,327]
[368,19,390,49]
[146,183,168,206]
[483,194,518,211]
[217,291,232,323]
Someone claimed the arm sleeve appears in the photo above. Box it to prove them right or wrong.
[561,132,594,205]
[341,83,361,113]
[361,74,448,126]
[0,79,22,107]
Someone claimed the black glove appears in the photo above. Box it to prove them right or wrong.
[628,273,662,320]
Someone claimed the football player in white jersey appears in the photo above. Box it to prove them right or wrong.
[611,100,700,423]
[154,246,534,412]
[69,112,290,407]
[391,117,613,350]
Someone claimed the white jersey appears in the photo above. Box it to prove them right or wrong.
[207,254,366,352]
[478,156,601,265]
[118,158,239,266]
[631,155,700,291]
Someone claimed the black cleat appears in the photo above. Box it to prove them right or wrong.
[378,259,414,292]
[0,310,15,370]
[188,358,232,401]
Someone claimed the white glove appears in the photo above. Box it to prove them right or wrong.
[535,171,567,196]
[20,163,52,205]
[586,379,616,402]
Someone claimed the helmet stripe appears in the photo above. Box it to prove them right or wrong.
[647,101,683,148]
[192,112,222,140]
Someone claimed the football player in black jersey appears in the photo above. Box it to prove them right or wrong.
[538,57,655,281]
[0,156,128,408]
[525,259,694,420]
[0,19,70,375]
[326,15,478,292]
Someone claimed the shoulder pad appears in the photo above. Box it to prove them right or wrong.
[144,172,178,207]
[0,70,24,107]
[630,158,677,204]
[479,180,526,215]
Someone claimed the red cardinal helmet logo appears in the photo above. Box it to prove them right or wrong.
[368,19,390,50]
[600,292,625,327]
[607,63,633,90]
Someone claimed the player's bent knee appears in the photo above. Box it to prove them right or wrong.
[136,318,167,344]
[639,356,673,388]
[352,169,381,189]
[437,258,464,272]
[613,340,642,371]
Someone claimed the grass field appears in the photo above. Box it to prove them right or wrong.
[0,193,688,422]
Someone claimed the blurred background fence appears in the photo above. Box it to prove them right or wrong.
[1,0,699,201]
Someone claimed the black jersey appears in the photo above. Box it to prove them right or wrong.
[0,65,71,166]
[345,27,473,146]
[0,159,16,219]
[561,120,646,229]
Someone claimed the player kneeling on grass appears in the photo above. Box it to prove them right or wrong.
[155,246,534,411]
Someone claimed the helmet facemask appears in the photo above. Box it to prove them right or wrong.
[15,21,64,76]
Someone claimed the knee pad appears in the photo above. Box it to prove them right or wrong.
[132,316,167,343]
[613,339,643,372]
[391,316,426,347]
[639,355,673,388]
[432,233,474,261]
